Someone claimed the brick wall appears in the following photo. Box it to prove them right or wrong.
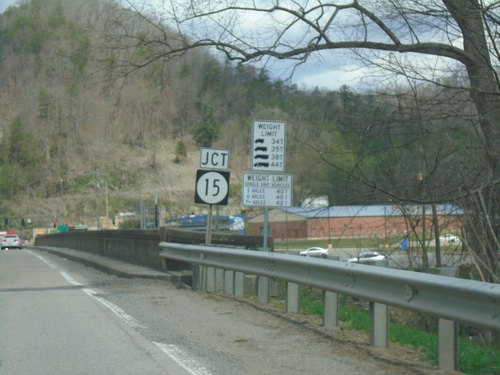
[248,213,463,240]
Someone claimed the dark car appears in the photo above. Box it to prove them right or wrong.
[1,234,22,250]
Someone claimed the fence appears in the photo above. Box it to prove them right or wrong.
[159,242,500,372]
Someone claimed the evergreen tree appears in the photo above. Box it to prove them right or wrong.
[174,140,187,163]
[191,109,220,147]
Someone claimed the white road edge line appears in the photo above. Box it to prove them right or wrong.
[28,250,207,373]
[27,250,144,329]
[59,271,82,286]
[153,342,213,375]
[81,288,146,329]
[29,251,82,286]
[27,250,58,269]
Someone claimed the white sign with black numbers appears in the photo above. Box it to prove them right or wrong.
[242,173,292,207]
[251,120,286,172]
[195,170,230,206]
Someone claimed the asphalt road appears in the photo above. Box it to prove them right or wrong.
[0,248,454,375]
[0,249,193,375]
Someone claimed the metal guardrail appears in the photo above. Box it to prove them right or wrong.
[159,242,500,371]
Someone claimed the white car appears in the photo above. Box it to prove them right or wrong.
[1,234,22,250]
[438,234,459,244]
[344,251,387,263]
[299,247,330,258]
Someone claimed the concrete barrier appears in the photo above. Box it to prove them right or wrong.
[34,227,271,272]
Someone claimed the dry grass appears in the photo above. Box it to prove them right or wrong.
[13,139,249,234]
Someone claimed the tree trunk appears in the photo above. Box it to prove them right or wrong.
[443,0,500,164]
[443,0,500,281]
[432,204,442,268]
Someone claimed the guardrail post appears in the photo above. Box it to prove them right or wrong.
[258,276,270,304]
[193,265,201,291]
[370,302,388,347]
[206,267,216,292]
[158,242,500,340]
[224,270,234,294]
[286,282,299,313]
[199,265,206,291]
[323,290,339,327]
[438,318,458,371]
[215,268,224,293]
[160,256,167,270]
[234,272,245,297]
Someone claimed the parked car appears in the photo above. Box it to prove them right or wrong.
[299,247,330,258]
[1,234,22,250]
[344,251,387,263]
[438,234,459,244]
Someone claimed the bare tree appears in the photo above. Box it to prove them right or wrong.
[112,0,500,279]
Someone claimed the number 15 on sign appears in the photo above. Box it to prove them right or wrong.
[194,170,230,206]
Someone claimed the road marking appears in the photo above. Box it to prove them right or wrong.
[60,271,82,286]
[82,288,146,328]
[27,250,209,372]
[153,342,213,375]
[29,251,82,286]
[28,250,58,269]
[27,250,145,328]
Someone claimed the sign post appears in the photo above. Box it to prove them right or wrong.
[194,169,230,245]
[195,148,230,247]
[242,172,292,252]
[206,205,213,245]
[243,120,291,251]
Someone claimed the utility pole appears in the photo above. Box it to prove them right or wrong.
[95,168,100,230]
[417,170,429,272]
[154,193,158,228]
[106,182,109,218]
[140,189,144,229]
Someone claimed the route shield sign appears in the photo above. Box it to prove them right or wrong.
[242,173,292,207]
[195,170,230,206]
[252,120,286,172]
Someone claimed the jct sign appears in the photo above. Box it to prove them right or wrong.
[200,148,229,170]
[252,120,286,172]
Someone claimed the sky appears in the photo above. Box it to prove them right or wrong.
[263,56,368,92]
[0,0,366,91]
[0,0,16,14]
[3,0,454,92]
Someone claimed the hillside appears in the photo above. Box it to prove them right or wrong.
[0,0,376,233]
[0,0,280,231]
[18,138,253,232]
[0,0,483,241]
